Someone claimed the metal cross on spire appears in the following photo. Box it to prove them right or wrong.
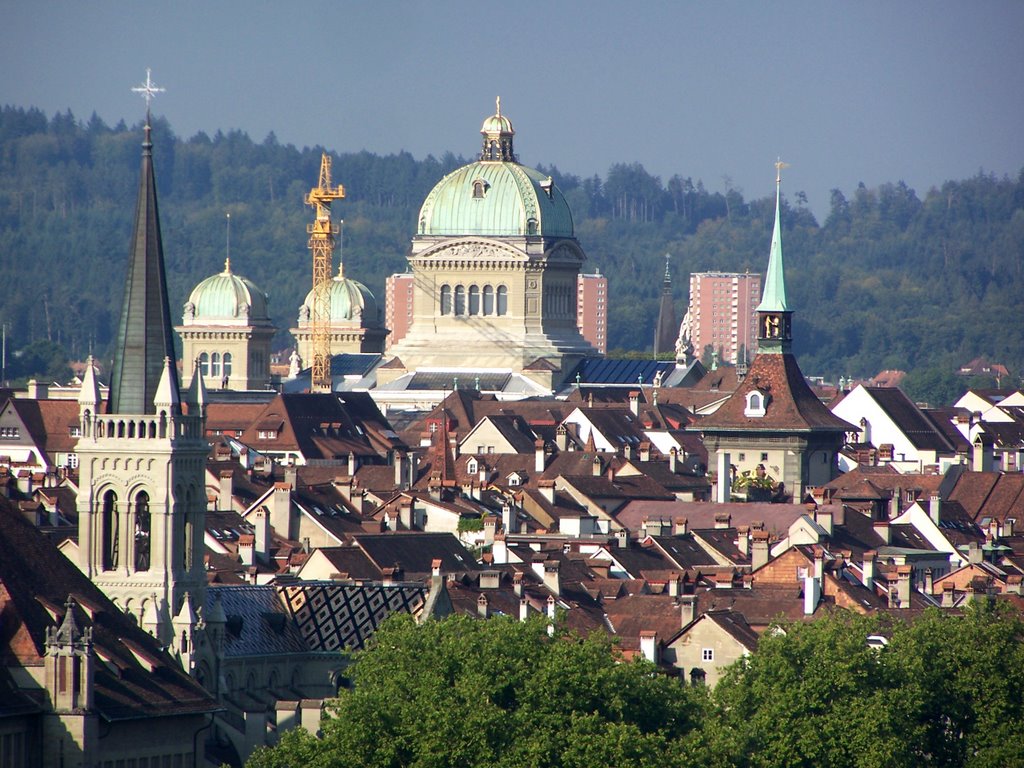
[775,157,790,186]
[131,68,165,115]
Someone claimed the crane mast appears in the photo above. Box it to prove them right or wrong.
[305,153,345,392]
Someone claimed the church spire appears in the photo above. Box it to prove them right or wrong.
[755,161,793,353]
[653,253,676,356]
[108,71,178,414]
[757,160,789,313]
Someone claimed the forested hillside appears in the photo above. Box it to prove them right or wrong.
[1,105,1022,393]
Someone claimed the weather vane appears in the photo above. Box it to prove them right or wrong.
[131,68,165,113]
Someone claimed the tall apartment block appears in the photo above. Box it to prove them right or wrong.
[577,272,608,354]
[384,272,415,350]
[688,271,761,365]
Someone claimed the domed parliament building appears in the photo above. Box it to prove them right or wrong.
[290,265,387,363]
[380,101,597,389]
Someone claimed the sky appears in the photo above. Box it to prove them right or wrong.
[2,1,1023,221]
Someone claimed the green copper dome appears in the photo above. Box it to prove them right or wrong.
[300,271,379,323]
[417,101,574,238]
[186,260,269,322]
[418,162,574,238]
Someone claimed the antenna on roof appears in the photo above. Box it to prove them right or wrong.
[224,212,231,273]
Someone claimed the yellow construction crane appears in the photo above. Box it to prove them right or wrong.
[305,153,345,392]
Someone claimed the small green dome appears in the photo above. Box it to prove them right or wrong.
[300,271,379,324]
[186,260,269,322]
[418,162,574,238]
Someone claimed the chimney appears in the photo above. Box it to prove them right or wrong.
[667,571,680,597]
[639,441,651,462]
[270,482,292,540]
[714,513,731,530]
[669,447,678,474]
[254,506,270,562]
[803,574,821,615]
[679,594,697,627]
[1005,574,1022,595]
[736,526,749,557]
[929,493,941,526]
[973,435,994,472]
[394,452,405,488]
[535,439,546,473]
[592,456,602,476]
[543,560,561,597]
[546,595,556,636]
[813,547,825,582]
[502,503,517,535]
[430,558,442,583]
[492,535,508,565]
[25,379,48,399]
[335,477,353,502]
[519,597,529,622]
[623,443,635,461]
[896,565,912,609]
[512,571,523,597]
[639,630,659,664]
[815,509,833,537]
[482,515,498,544]
[381,567,397,587]
[539,479,556,504]
[751,531,770,570]
[716,451,731,503]
[628,390,640,417]
[555,424,568,452]
[347,451,357,477]
[889,487,902,519]
[238,534,254,567]
[872,521,891,545]
[218,470,234,511]
[862,551,876,591]
[941,582,956,608]
[674,517,688,536]
[967,541,983,565]
[477,594,489,619]
[284,466,297,491]
[614,528,628,549]
[924,567,934,595]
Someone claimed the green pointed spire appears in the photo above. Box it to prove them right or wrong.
[756,161,789,313]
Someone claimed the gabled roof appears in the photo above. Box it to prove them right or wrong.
[697,352,852,433]
[863,387,959,452]
[0,497,216,719]
[353,532,480,577]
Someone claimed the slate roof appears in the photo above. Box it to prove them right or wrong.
[353,532,481,577]
[865,387,959,453]
[649,534,720,568]
[697,352,852,433]
[0,497,217,720]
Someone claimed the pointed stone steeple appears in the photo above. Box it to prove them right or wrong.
[755,161,793,353]
[107,117,179,414]
[653,254,677,356]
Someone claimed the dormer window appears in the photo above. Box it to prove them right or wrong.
[467,458,478,475]
[744,390,767,418]
[472,179,489,199]
[507,472,522,487]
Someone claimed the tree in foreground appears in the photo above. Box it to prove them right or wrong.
[247,613,704,768]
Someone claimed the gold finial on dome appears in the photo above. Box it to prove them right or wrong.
[480,98,515,162]
[223,212,232,273]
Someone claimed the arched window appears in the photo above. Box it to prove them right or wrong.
[744,390,767,418]
[468,285,480,315]
[183,488,195,572]
[483,285,494,315]
[454,285,466,316]
[440,285,452,315]
[527,218,538,235]
[472,180,486,199]
[211,353,221,377]
[223,352,233,378]
[199,353,210,377]
[133,491,151,572]
[496,285,508,316]
[101,490,118,570]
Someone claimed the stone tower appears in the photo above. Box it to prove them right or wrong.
[75,114,209,645]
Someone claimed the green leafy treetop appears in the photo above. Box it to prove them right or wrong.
[246,613,704,768]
